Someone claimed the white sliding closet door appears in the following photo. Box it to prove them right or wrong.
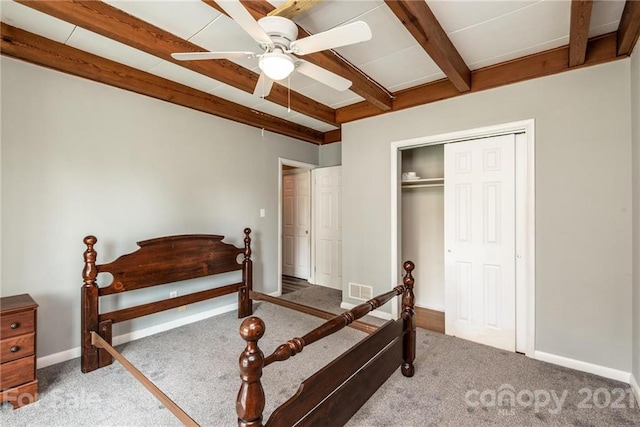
[444,134,516,351]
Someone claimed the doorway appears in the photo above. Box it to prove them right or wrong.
[390,120,536,356]
[282,166,311,280]
[277,161,349,319]
[277,159,315,296]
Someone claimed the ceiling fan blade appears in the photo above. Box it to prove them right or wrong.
[217,0,273,46]
[295,61,351,91]
[253,72,274,97]
[268,0,322,19]
[290,21,372,55]
[171,51,255,61]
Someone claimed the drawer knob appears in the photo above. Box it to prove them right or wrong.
[10,346,20,353]
[10,322,20,329]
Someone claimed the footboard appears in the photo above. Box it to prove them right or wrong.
[81,229,253,373]
[236,261,416,427]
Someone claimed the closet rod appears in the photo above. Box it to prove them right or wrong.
[402,184,444,189]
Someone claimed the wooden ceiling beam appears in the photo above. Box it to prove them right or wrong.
[337,32,621,123]
[17,0,337,127]
[385,0,471,92]
[0,23,324,144]
[267,0,322,19]
[205,0,394,112]
[617,0,640,56]
[323,129,341,145]
[569,0,593,67]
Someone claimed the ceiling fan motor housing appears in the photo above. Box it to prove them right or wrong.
[258,16,298,49]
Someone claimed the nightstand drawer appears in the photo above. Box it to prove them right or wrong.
[1,333,35,363]
[0,310,35,340]
[0,357,35,391]
[1,380,38,409]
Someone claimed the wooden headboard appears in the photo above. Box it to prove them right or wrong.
[96,234,247,295]
[81,228,253,373]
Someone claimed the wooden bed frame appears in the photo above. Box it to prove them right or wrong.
[80,229,416,427]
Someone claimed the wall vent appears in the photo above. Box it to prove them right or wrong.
[349,282,373,301]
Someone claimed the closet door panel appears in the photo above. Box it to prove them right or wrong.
[444,134,516,352]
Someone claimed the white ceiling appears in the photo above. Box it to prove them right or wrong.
[0,0,627,133]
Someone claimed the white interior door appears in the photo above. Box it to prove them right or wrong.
[314,166,342,289]
[282,170,310,279]
[444,134,516,351]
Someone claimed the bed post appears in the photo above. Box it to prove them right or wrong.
[237,317,265,427]
[239,228,253,318]
[81,236,99,373]
[401,260,416,377]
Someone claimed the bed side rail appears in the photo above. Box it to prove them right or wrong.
[236,261,415,427]
[265,319,403,427]
[262,285,403,366]
[249,291,378,334]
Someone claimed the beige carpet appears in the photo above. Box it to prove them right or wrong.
[1,302,638,426]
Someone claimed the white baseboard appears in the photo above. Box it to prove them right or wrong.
[306,281,341,291]
[37,347,82,369]
[37,302,238,369]
[533,350,631,383]
[415,302,445,313]
[630,373,640,405]
[340,302,393,320]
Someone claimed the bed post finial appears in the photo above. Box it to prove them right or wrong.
[237,317,266,427]
[239,228,253,318]
[83,236,98,283]
[243,228,252,259]
[81,236,100,373]
[401,260,416,377]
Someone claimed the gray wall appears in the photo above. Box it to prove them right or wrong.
[319,142,342,166]
[0,57,318,358]
[342,60,633,372]
[632,47,640,383]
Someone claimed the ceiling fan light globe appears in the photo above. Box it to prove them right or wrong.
[259,52,295,81]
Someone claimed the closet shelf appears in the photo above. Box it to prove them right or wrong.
[401,177,444,189]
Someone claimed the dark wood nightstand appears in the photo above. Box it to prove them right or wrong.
[0,294,38,409]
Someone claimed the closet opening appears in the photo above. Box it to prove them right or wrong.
[401,145,446,334]
[390,120,535,356]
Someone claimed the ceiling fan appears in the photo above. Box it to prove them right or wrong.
[171,0,372,97]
